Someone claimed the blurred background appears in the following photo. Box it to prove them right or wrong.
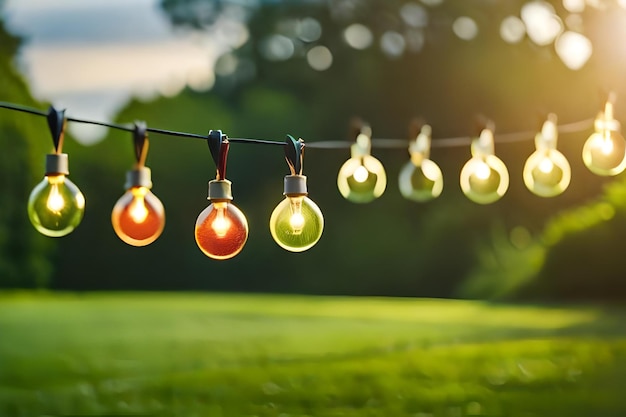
[3,0,626,302]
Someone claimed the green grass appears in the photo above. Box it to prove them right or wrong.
[1,292,626,416]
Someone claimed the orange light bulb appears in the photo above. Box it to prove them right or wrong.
[111,167,165,247]
[194,179,248,260]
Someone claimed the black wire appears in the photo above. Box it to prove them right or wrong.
[0,101,596,150]
[0,102,48,117]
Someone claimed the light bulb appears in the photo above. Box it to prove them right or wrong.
[398,125,443,202]
[460,128,509,204]
[337,131,386,203]
[582,100,626,176]
[28,153,85,237]
[111,167,165,246]
[195,179,248,260]
[270,175,324,252]
[523,114,571,197]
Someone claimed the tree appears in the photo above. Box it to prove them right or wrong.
[0,16,55,288]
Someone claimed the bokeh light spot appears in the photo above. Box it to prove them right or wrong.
[555,31,592,70]
[260,34,295,61]
[453,16,479,41]
[521,1,563,46]
[380,31,406,57]
[563,0,586,13]
[400,3,429,27]
[500,16,526,44]
[344,23,374,50]
[297,17,322,42]
[307,45,333,71]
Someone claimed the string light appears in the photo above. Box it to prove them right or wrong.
[459,125,509,204]
[0,97,617,257]
[27,107,85,237]
[336,123,387,203]
[523,113,571,197]
[269,135,324,252]
[111,122,165,246]
[194,130,249,260]
[398,124,444,202]
[582,94,626,176]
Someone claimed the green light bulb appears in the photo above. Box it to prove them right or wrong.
[582,100,626,176]
[269,175,323,252]
[523,115,570,197]
[398,125,443,202]
[337,130,386,203]
[460,129,509,204]
[28,154,85,237]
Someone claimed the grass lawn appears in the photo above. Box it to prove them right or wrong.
[0,291,625,417]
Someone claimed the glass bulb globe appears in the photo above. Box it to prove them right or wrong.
[270,195,324,252]
[582,100,626,176]
[523,149,571,197]
[460,155,509,204]
[398,159,443,202]
[28,173,85,237]
[111,186,165,246]
[195,200,248,260]
[582,130,626,176]
[337,155,387,203]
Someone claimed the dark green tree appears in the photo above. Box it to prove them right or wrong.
[0,16,55,288]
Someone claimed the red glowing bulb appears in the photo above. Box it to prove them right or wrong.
[195,200,248,260]
[112,186,165,246]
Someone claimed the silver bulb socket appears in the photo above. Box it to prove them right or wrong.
[125,166,152,189]
[284,175,308,196]
[208,179,233,201]
[45,153,69,175]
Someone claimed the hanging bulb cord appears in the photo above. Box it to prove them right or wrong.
[208,130,231,180]
[133,121,149,168]
[0,101,595,150]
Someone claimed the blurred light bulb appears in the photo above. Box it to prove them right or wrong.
[398,125,443,202]
[195,179,248,260]
[523,114,571,197]
[270,175,323,252]
[582,99,626,176]
[28,153,85,237]
[111,167,165,246]
[460,128,509,204]
[337,130,386,203]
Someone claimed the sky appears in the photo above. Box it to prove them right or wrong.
[3,0,228,143]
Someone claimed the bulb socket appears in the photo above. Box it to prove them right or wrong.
[208,179,233,201]
[595,118,621,132]
[45,153,69,175]
[284,175,308,196]
[125,166,152,189]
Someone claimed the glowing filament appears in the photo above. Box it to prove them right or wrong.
[46,182,65,212]
[128,194,149,223]
[289,198,305,234]
[211,207,231,237]
[538,157,554,173]
[353,165,369,183]
[475,161,491,180]
[601,133,614,155]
